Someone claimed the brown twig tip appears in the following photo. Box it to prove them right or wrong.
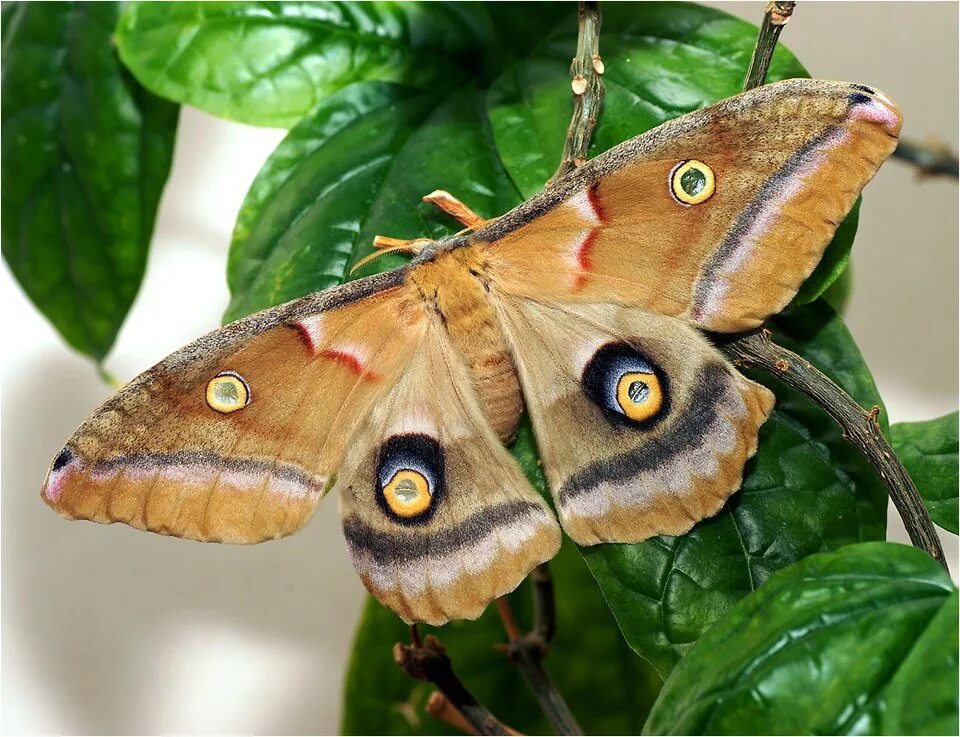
[767,0,796,25]
[427,692,483,736]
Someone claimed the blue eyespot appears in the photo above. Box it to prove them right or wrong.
[582,342,669,426]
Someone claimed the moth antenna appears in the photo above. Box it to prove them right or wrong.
[350,239,431,275]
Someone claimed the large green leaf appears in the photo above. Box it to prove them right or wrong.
[341,538,663,735]
[115,1,497,128]
[891,411,959,533]
[581,300,889,676]
[1,1,178,361]
[643,542,958,735]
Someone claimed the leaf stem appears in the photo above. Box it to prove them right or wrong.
[722,330,947,570]
[735,3,947,571]
[742,2,796,91]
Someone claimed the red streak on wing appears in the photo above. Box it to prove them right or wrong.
[573,228,600,293]
[294,322,316,353]
[318,348,382,382]
[586,184,606,225]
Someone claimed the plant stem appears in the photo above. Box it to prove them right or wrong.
[549,1,605,185]
[742,1,796,91]
[394,631,517,736]
[893,138,960,179]
[723,330,947,569]
[494,570,583,736]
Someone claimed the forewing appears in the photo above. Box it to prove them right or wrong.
[479,80,901,331]
[42,271,427,544]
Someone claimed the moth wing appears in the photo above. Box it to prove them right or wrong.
[336,321,561,625]
[478,79,901,332]
[492,295,774,545]
[42,271,427,544]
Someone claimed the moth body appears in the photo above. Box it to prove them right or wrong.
[408,246,524,443]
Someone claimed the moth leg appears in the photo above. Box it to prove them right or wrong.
[422,189,488,229]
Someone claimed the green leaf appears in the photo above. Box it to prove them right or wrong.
[224,82,521,321]
[643,542,958,735]
[341,539,663,735]
[115,1,496,128]
[891,412,959,533]
[581,300,889,676]
[487,1,857,305]
[1,1,178,361]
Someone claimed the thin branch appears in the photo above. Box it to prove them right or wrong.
[742,1,796,91]
[893,138,960,179]
[394,632,518,736]
[549,1,605,184]
[494,586,583,736]
[735,3,948,570]
[723,330,947,569]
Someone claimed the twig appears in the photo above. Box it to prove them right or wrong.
[426,692,524,736]
[549,1,605,184]
[394,633,518,736]
[734,3,948,570]
[742,2,796,91]
[893,138,959,179]
[723,331,947,569]
[494,584,583,736]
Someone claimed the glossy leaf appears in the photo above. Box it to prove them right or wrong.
[1,1,178,360]
[225,82,520,321]
[581,300,889,676]
[115,1,495,128]
[643,542,958,735]
[891,411,959,533]
[486,1,857,305]
[341,539,663,735]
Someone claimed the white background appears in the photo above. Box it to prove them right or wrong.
[2,2,958,734]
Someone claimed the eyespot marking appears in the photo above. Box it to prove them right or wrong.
[670,159,715,205]
[615,371,664,423]
[205,371,251,413]
[383,469,432,517]
[376,434,444,523]
[582,342,669,427]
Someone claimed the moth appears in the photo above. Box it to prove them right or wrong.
[42,80,901,625]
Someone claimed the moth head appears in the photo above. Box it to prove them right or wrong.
[582,342,669,426]
[670,159,715,205]
[376,433,444,522]
[205,371,251,413]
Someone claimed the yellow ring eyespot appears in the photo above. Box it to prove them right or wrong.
[670,159,715,205]
[205,371,251,413]
[383,469,432,517]
[615,371,664,422]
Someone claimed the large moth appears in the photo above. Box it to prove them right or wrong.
[42,80,901,625]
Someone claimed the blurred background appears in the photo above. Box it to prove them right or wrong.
[2,2,957,734]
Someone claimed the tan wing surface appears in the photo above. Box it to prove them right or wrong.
[478,80,901,332]
[492,295,774,545]
[336,320,561,625]
[42,271,426,544]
